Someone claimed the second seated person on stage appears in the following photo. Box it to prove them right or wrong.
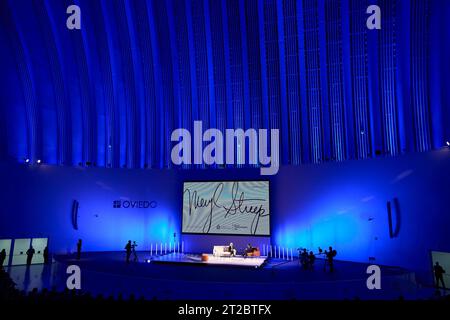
[244,243,253,257]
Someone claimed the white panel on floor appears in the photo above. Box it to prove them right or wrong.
[431,251,450,289]
[0,239,12,266]
[12,238,31,266]
[31,238,48,264]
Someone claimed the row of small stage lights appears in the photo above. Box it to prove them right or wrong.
[23,158,42,164]
[149,242,184,256]
[262,245,294,261]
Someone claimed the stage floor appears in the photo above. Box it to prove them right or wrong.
[151,253,267,268]
[5,251,424,300]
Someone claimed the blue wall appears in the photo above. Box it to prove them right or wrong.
[273,148,450,276]
[0,148,449,277]
[0,162,179,253]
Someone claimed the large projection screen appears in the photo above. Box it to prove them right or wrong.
[182,181,270,236]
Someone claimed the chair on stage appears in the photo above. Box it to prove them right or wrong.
[213,246,232,257]
[245,247,261,257]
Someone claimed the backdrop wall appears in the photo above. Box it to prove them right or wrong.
[0,163,179,254]
[272,148,450,278]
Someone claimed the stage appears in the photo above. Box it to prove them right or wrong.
[151,253,267,268]
[4,251,425,300]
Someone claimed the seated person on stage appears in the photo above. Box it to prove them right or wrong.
[228,242,237,257]
[244,243,253,257]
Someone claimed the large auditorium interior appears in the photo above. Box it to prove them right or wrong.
[0,0,449,314]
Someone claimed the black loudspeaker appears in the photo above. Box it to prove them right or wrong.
[387,198,401,238]
[392,198,401,237]
[71,200,79,230]
[387,201,393,238]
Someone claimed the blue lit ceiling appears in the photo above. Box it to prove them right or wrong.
[0,0,449,169]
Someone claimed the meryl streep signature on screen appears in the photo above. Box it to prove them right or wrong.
[183,182,268,234]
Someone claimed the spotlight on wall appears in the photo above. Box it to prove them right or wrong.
[446,141,450,147]
[36,159,41,164]
[24,158,30,163]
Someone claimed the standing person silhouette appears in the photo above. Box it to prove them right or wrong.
[26,246,35,266]
[43,246,49,264]
[76,239,82,260]
[300,249,308,269]
[0,249,6,268]
[434,262,446,290]
[324,246,337,272]
[125,240,132,263]
[131,241,138,262]
[308,251,316,269]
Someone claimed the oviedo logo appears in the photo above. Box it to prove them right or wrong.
[112,200,157,209]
